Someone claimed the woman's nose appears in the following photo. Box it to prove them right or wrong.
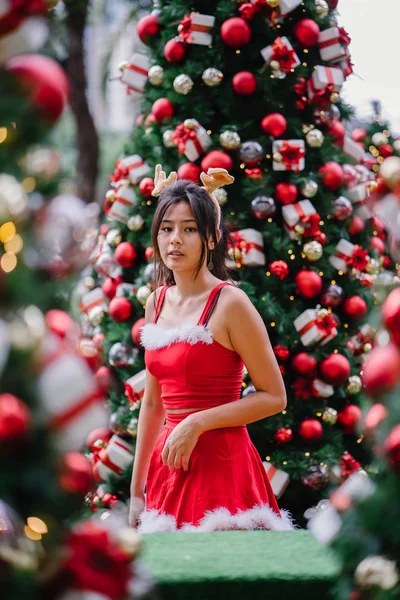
[170,228,182,243]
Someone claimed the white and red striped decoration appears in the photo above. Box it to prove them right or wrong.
[120,52,150,95]
[263,461,290,498]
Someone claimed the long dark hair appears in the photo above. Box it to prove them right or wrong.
[151,179,232,289]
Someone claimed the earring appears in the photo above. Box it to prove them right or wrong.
[208,250,214,271]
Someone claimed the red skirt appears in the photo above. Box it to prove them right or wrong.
[138,412,294,533]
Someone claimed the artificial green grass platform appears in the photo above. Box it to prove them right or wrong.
[141,530,340,600]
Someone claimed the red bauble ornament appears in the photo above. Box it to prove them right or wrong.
[315,231,327,246]
[337,404,362,433]
[379,144,394,159]
[292,353,317,378]
[137,14,160,43]
[101,277,121,300]
[270,260,289,280]
[320,353,350,385]
[319,162,344,190]
[293,19,320,47]
[261,113,287,137]
[164,38,187,63]
[0,393,31,440]
[201,150,233,172]
[362,343,400,396]
[95,366,112,391]
[115,242,137,267]
[144,113,156,126]
[145,247,154,262]
[351,128,367,143]
[382,288,400,345]
[221,17,251,47]
[343,295,368,320]
[369,236,385,255]
[178,163,201,182]
[139,177,154,198]
[275,427,293,445]
[232,71,256,95]
[99,224,109,236]
[59,452,93,495]
[152,98,174,123]
[364,403,387,434]
[328,121,346,145]
[275,182,297,205]
[384,424,400,472]
[45,309,76,339]
[274,345,290,362]
[295,270,323,299]
[131,317,146,346]
[109,297,132,322]
[299,419,323,441]
[86,428,110,452]
[5,54,69,123]
[349,215,365,235]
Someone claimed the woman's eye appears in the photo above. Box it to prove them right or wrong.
[186,227,197,232]
[160,227,171,232]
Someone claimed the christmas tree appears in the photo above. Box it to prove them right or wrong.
[0,4,150,599]
[78,0,396,521]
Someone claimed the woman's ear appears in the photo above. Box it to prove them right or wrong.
[216,228,222,244]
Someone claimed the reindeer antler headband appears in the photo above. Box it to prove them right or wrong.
[151,163,234,227]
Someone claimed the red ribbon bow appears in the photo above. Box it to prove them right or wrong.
[302,213,322,239]
[338,27,351,46]
[316,313,337,336]
[347,245,369,271]
[172,122,202,155]
[293,377,318,400]
[179,14,194,42]
[279,141,305,171]
[294,78,308,110]
[271,37,297,72]
[229,231,264,265]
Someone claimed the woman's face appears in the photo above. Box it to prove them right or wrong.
[157,201,209,274]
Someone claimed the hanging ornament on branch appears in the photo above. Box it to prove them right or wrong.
[202,67,224,86]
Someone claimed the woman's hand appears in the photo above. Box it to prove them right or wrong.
[161,418,201,472]
[129,494,145,528]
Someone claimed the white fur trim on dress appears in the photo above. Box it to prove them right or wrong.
[137,504,295,533]
[140,323,213,350]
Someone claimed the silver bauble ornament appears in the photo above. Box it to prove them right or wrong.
[347,375,362,395]
[332,196,353,220]
[379,156,400,190]
[371,132,388,147]
[108,342,138,368]
[0,174,28,220]
[143,261,156,283]
[220,130,241,150]
[313,104,340,126]
[306,128,324,148]
[239,141,264,166]
[83,276,96,290]
[127,215,144,231]
[173,74,194,95]
[315,0,329,18]
[202,67,224,87]
[303,241,323,261]
[300,179,318,198]
[110,406,130,435]
[127,416,139,437]
[366,258,381,275]
[148,65,164,86]
[393,139,400,153]
[251,196,276,219]
[137,285,152,306]
[330,92,340,104]
[322,407,337,425]
[163,129,176,148]
[88,306,105,327]
[213,188,228,205]
[355,556,399,590]
[106,228,122,247]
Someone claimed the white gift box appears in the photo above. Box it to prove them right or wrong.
[263,461,290,499]
[350,323,375,354]
[260,36,300,70]
[96,434,134,481]
[373,193,400,236]
[80,288,106,313]
[312,379,334,398]
[116,283,137,298]
[125,369,146,402]
[346,183,371,220]
[266,0,302,23]
[308,66,344,101]
[318,27,348,63]
[294,308,338,347]
[227,228,266,268]
[329,239,369,272]
[108,185,137,224]
[120,53,150,95]
[272,139,305,172]
[38,352,108,452]
[116,154,150,185]
[175,120,211,162]
[282,199,316,239]
[343,137,364,164]
[181,13,215,46]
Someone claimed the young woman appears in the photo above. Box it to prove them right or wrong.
[129,165,293,532]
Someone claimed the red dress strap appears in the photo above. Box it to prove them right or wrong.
[197,282,233,326]
[154,286,171,323]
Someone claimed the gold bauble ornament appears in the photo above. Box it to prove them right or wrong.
[127,215,144,231]
[322,407,337,425]
[300,179,318,198]
[118,60,129,72]
[294,224,305,236]
[163,129,176,148]
[371,132,388,147]
[116,528,142,558]
[106,229,122,247]
[202,67,224,87]
[347,375,362,395]
[266,0,280,7]
[214,188,228,205]
[228,247,242,262]
[127,416,138,437]
[136,285,152,306]
[306,128,324,148]
[302,123,314,134]
[366,180,378,193]
[88,306,105,327]
[366,258,381,275]
[379,156,400,190]
[220,130,241,150]
[173,74,194,95]
[363,342,373,353]
[330,92,340,104]
[184,118,197,130]
[83,276,96,290]
[303,240,323,261]
[105,189,116,202]
[317,308,329,318]
[92,495,101,506]
[148,65,164,86]
[270,60,281,71]
[93,439,107,450]
[273,151,283,163]
[315,0,329,17]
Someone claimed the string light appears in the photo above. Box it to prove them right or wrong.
[236,50,241,54]
[22,177,36,193]
[319,271,324,276]
[331,279,336,284]
[289,295,294,300]
[288,249,293,254]
[282,410,287,415]
[283,461,287,465]
[338,270,344,276]
[302,62,308,67]
[5,234,23,254]
[266,271,271,276]
[1,252,17,273]
[344,323,349,328]
[305,452,310,457]
[270,322,276,327]
[290,254,295,260]
[0,222,16,243]
[0,127,7,143]
[24,525,41,541]
[266,456,271,461]
[27,517,48,534]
